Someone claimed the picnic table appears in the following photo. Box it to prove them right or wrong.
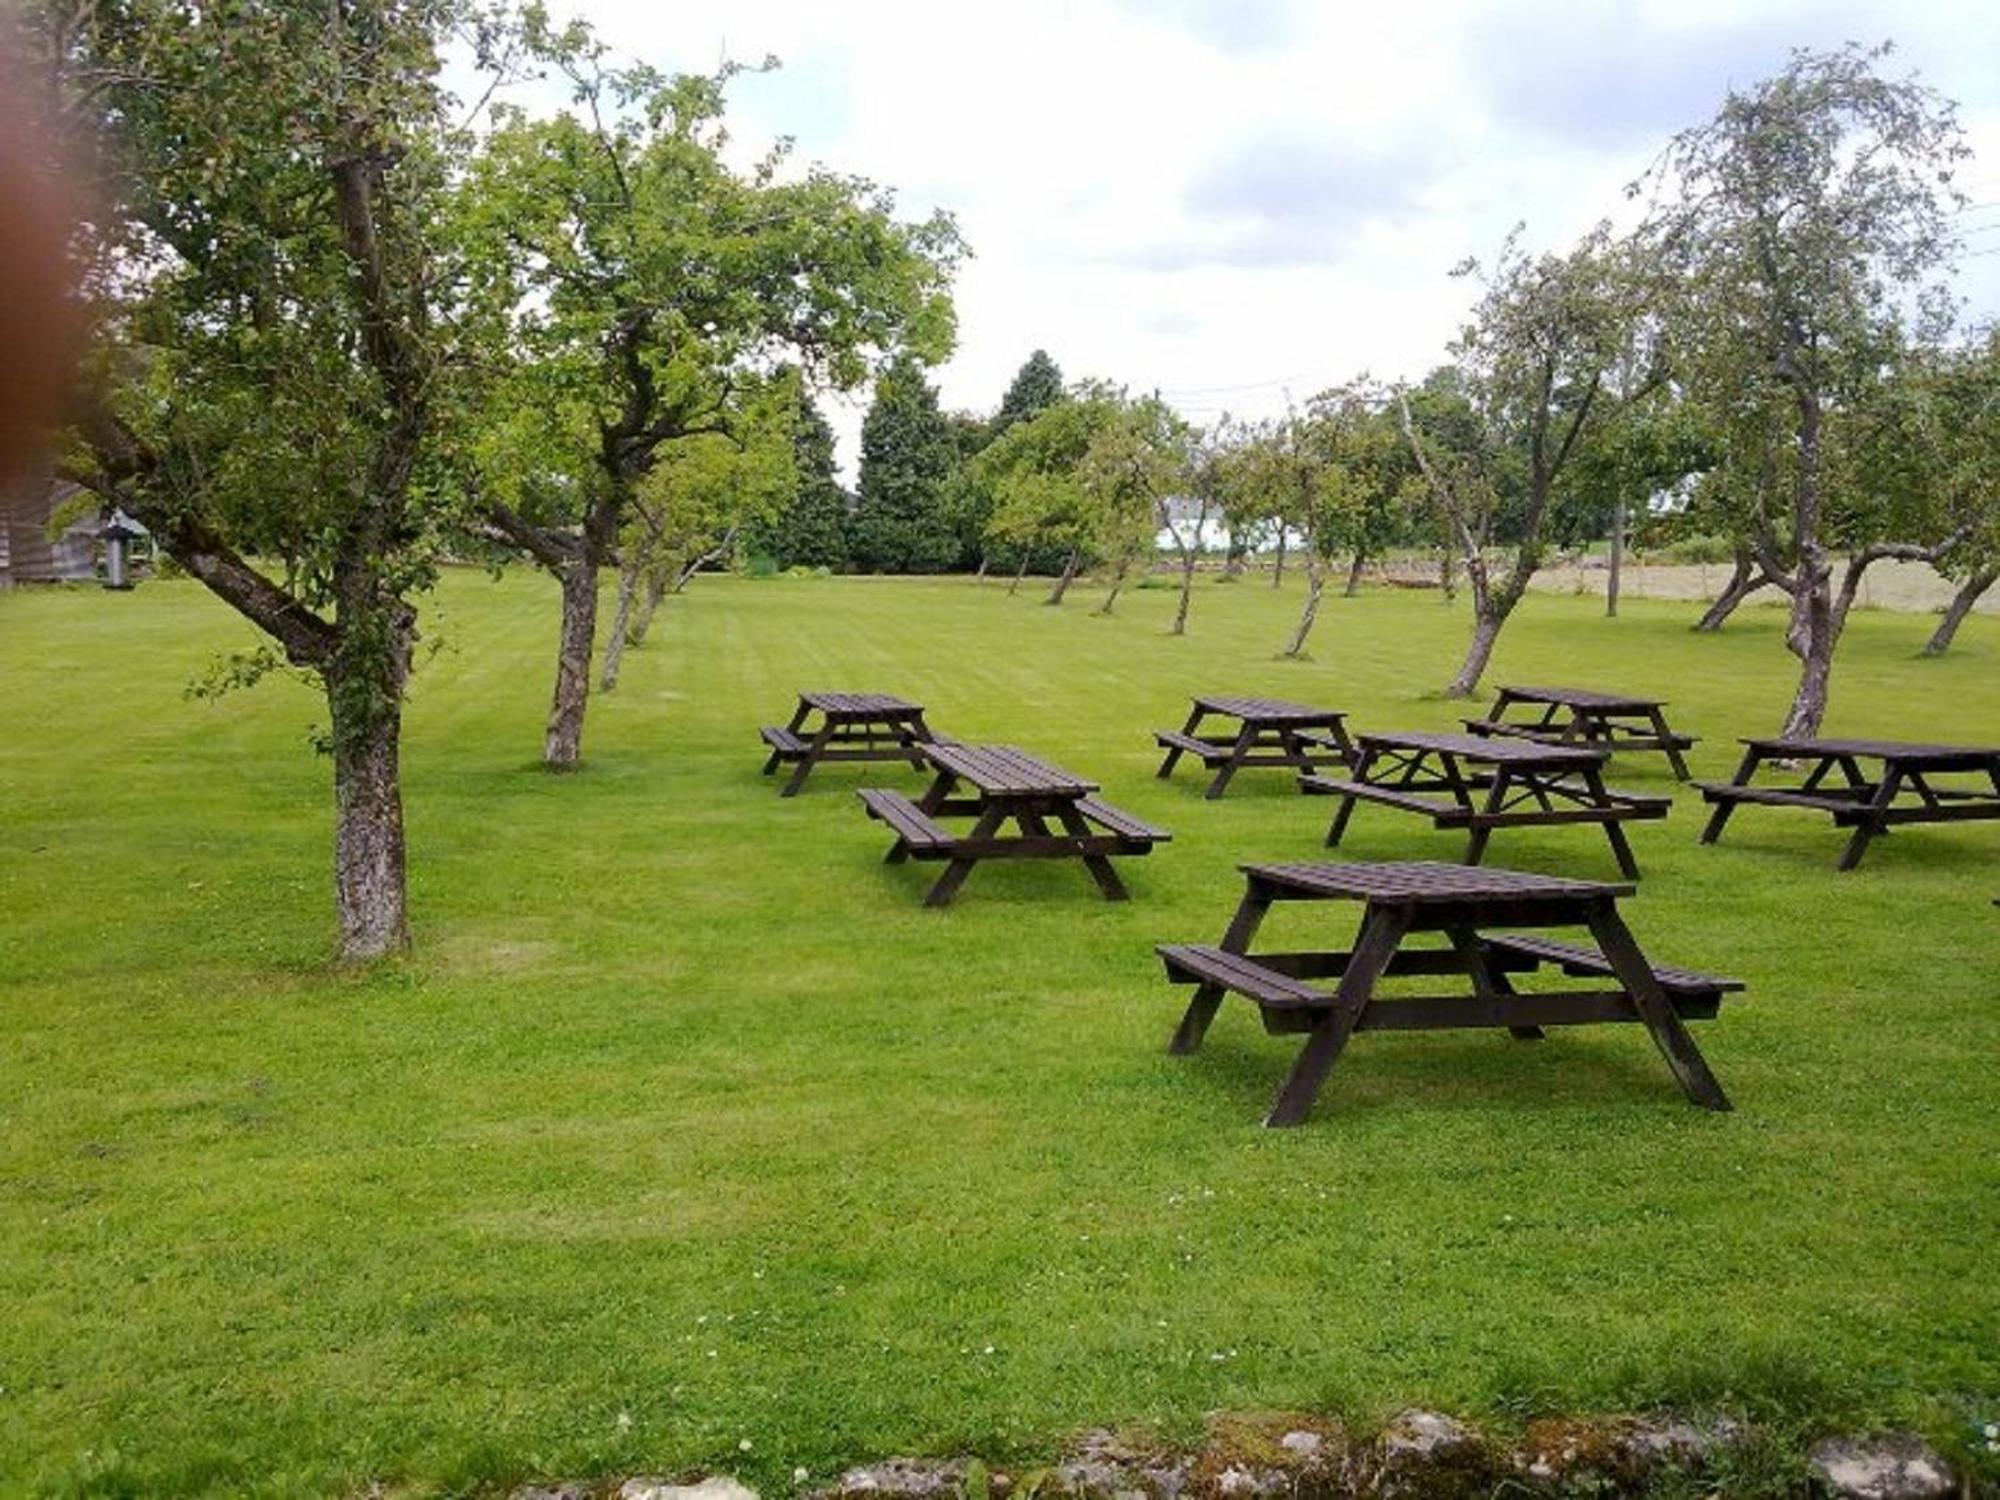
[1698,737,2000,870]
[1154,694,1354,798]
[859,743,1170,907]
[1158,860,1738,1126]
[760,691,944,797]
[1464,684,1697,780]
[1303,730,1670,878]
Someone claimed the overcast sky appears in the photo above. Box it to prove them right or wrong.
[546,0,2000,474]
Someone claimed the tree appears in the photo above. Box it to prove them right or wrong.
[462,35,959,767]
[40,0,511,959]
[1079,393,1192,617]
[994,349,1065,434]
[1922,329,2000,655]
[600,376,797,691]
[1224,391,1394,660]
[747,380,849,573]
[1401,226,1637,697]
[974,393,1113,603]
[849,354,960,573]
[1641,43,1968,736]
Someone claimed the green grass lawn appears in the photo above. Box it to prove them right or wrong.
[2,569,1996,1498]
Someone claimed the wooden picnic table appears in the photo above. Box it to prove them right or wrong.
[1303,730,1671,878]
[1154,694,1354,798]
[1698,737,2000,870]
[859,743,1170,907]
[1158,859,1738,1126]
[1465,684,1697,780]
[760,691,944,797]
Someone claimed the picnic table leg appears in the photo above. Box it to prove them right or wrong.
[1447,925,1542,1040]
[1204,722,1257,800]
[1579,766,1643,879]
[1464,759,1503,865]
[1326,745,1374,847]
[1053,801,1131,901]
[1585,902,1731,1111]
[1699,745,1763,844]
[1837,765,1905,872]
[781,718,837,797]
[922,804,1006,908]
[1158,705,1206,779]
[764,700,813,775]
[1265,904,1410,1127]
[1168,885,1273,1055]
[1648,706,1693,780]
[900,714,935,770]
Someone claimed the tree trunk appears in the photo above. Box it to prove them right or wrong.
[1272,528,1287,588]
[1172,554,1196,635]
[1343,546,1366,597]
[600,556,642,693]
[545,563,598,770]
[1094,559,1130,615]
[1606,500,1625,618]
[1694,548,1769,632]
[629,562,672,647]
[974,554,990,584]
[1925,567,1996,656]
[1439,547,1457,603]
[1045,548,1080,605]
[1778,564,1837,740]
[326,649,411,961]
[1444,609,1504,698]
[1009,555,1029,595]
[1281,561,1326,658]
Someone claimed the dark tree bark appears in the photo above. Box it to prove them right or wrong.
[1094,559,1130,615]
[545,563,599,768]
[1343,546,1366,597]
[1045,547,1080,605]
[326,621,413,959]
[1606,499,1625,618]
[1281,552,1326,657]
[1445,611,1505,698]
[1008,554,1029,595]
[1172,552,1197,634]
[1694,547,1773,632]
[1925,566,1996,655]
[599,555,641,693]
[630,560,673,646]
[1271,527,1287,588]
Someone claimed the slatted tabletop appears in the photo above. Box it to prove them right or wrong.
[1357,729,1607,766]
[1193,694,1348,724]
[1737,737,2000,769]
[799,690,925,718]
[1242,859,1633,903]
[1498,684,1667,712]
[922,742,1099,796]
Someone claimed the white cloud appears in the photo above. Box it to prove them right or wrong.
[544,0,2000,476]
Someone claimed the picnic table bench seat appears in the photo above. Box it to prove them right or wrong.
[857,788,957,854]
[1464,716,1698,750]
[1074,796,1172,846]
[1302,772,1670,828]
[1481,933,1743,1001]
